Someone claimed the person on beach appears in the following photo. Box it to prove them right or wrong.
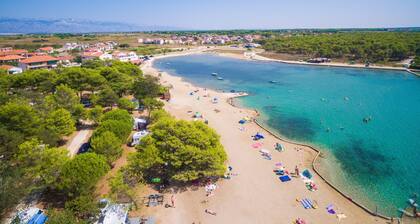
[295,165,300,176]
[205,209,217,216]
[171,194,175,208]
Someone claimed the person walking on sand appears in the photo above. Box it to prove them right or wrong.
[171,194,175,208]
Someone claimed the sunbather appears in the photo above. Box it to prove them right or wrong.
[205,209,217,215]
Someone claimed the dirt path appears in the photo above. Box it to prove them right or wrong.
[95,145,136,197]
[65,129,93,157]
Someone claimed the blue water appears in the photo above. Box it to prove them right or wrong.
[155,54,420,216]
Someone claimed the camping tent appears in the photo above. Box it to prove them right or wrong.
[27,210,48,224]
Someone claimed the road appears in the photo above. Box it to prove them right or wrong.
[66,129,93,157]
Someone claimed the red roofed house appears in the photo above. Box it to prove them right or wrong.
[38,47,54,54]
[0,49,28,57]
[57,55,74,65]
[0,55,24,63]
[82,51,103,61]
[19,55,59,71]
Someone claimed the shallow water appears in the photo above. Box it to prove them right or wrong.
[155,54,420,216]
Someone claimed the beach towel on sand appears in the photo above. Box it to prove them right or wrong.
[302,169,312,179]
[279,175,291,182]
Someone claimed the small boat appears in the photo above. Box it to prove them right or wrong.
[217,77,224,80]
[344,96,350,101]
[408,198,418,208]
[398,208,414,216]
[269,80,278,83]
[211,72,218,76]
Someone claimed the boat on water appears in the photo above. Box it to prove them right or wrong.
[408,198,418,208]
[269,80,278,83]
[211,72,218,76]
[217,77,224,80]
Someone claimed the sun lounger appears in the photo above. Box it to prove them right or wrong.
[301,198,313,209]
[274,170,285,175]
[279,175,291,182]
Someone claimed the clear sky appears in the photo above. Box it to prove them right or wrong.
[1,0,419,29]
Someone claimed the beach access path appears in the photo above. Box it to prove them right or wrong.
[138,52,389,224]
[65,128,92,157]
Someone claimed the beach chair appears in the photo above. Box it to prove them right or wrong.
[157,195,164,205]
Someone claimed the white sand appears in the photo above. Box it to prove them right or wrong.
[137,49,390,224]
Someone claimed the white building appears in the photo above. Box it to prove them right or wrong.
[112,52,139,63]
[99,53,113,60]
[63,43,79,51]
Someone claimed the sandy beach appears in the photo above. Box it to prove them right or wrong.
[138,49,391,224]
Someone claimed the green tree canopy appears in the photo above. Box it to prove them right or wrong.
[57,153,109,197]
[0,101,40,137]
[92,87,118,108]
[129,118,227,183]
[93,120,132,144]
[261,32,420,63]
[57,67,106,95]
[15,139,69,186]
[45,85,86,121]
[87,105,103,124]
[90,131,122,165]
[81,59,106,69]
[133,75,161,100]
[9,69,57,94]
[117,98,135,112]
[110,60,143,77]
[142,97,164,118]
[99,67,133,96]
[45,108,76,137]
[47,85,80,112]
[47,209,86,224]
[100,108,133,126]
[64,194,99,220]
[149,109,172,124]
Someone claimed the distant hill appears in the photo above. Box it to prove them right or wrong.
[0,18,181,34]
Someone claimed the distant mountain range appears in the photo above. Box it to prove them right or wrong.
[0,18,181,34]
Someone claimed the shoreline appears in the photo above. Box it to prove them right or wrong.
[207,47,420,76]
[140,49,395,223]
[227,86,392,220]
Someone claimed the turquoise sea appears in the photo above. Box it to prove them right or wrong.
[154,54,420,217]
